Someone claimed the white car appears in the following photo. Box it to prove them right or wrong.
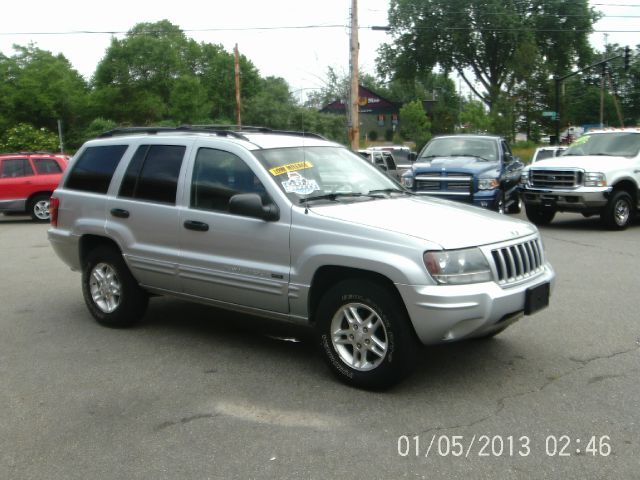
[531,146,566,163]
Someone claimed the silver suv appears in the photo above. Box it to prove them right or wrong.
[48,127,555,389]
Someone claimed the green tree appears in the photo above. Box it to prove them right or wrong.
[459,99,492,133]
[399,100,431,151]
[0,123,59,152]
[0,45,89,148]
[379,0,598,114]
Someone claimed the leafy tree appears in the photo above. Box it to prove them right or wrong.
[0,45,89,148]
[459,99,492,133]
[91,20,262,125]
[379,0,598,115]
[399,100,431,151]
[0,123,59,152]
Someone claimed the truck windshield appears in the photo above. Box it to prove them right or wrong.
[254,146,401,203]
[418,137,498,162]
[563,132,640,158]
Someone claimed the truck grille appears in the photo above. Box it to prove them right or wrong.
[491,238,545,285]
[415,172,472,192]
[530,169,581,189]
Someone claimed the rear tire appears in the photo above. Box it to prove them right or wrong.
[29,194,51,222]
[601,190,633,230]
[315,278,417,390]
[82,246,148,328]
[525,205,556,225]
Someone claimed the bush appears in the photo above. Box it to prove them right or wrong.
[368,130,378,141]
[0,123,59,152]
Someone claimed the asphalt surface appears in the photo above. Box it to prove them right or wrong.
[1,211,638,479]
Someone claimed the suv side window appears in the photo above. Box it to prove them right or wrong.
[190,147,267,212]
[383,152,396,170]
[119,145,185,204]
[34,158,63,174]
[66,145,128,193]
[1,158,34,178]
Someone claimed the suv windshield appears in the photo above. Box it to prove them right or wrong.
[254,146,401,203]
[418,137,498,162]
[563,132,640,158]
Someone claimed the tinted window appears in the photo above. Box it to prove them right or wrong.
[191,148,267,212]
[1,158,34,178]
[66,145,128,193]
[34,158,63,174]
[119,145,185,204]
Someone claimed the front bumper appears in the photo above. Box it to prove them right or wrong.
[397,264,555,345]
[520,186,611,210]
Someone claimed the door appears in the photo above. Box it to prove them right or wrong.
[179,146,290,314]
[106,144,187,292]
[0,157,35,203]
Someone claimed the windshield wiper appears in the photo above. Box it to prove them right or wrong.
[299,192,366,204]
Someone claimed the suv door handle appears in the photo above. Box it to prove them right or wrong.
[110,208,130,218]
[183,220,209,232]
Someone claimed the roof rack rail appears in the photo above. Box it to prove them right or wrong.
[0,151,58,156]
[97,125,326,141]
[97,126,251,141]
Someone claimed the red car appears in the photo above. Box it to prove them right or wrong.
[0,152,69,222]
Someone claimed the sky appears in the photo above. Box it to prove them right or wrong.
[1,0,638,97]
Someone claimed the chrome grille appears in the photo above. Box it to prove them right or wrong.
[415,172,472,192]
[530,169,581,189]
[491,238,545,285]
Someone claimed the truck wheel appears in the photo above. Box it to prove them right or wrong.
[82,246,148,328]
[29,193,51,222]
[601,190,633,230]
[315,278,417,390]
[507,192,522,214]
[525,205,556,225]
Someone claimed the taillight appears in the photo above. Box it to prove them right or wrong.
[49,196,60,226]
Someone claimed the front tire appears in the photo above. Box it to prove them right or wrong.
[315,278,417,390]
[506,192,522,214]
[82,246,148,328]
[525,205,556,225]
[601,190,633,230]
[29,193,51,222]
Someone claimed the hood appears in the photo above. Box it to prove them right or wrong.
[526,155,633,171]
[412,157,499,176]
[309,196,537,249]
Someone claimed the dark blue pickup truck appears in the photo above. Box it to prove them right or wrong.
[400,134,523,213]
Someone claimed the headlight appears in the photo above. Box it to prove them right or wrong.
[423,248,492,285]
[584,172,607,187]
[520,171,530,185]
[401,176,414,188]
[478,178,499,190]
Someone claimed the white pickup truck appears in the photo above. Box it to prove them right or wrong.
[520,128,640,229]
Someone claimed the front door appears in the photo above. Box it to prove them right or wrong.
[178,146,290,314]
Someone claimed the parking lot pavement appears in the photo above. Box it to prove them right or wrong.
[1,212,639,479]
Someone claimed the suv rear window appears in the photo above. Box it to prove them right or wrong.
[66,145,128,193]
[119,145,185,204]
[1,158,34,177]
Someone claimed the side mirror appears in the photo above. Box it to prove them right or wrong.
[229,193,279,221]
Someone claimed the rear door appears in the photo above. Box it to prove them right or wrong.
[0,157,35,203]
[106,142,190,292]
[178,143,291,314]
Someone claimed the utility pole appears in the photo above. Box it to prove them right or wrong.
[349,0,359,151]
[600,34,608,127]
[234,44,242,128]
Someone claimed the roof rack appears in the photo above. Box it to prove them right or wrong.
[97,125,326,141]
[0,151,59,156]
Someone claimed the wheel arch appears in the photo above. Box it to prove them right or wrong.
[307,265,416,335]
[610,179,638,207]
[79,234,122,267]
